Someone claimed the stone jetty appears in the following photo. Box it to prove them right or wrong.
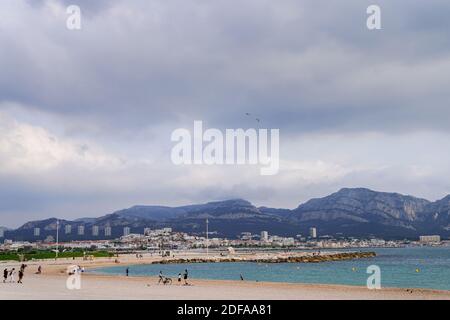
[152,251,376,265]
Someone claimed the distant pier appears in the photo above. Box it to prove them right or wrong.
[153,251,376,264]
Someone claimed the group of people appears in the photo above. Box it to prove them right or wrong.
[67,265,84,275]
[3,264,27,284]
[157,269,190,286]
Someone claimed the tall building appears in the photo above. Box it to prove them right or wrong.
[309,227,317,238]
[77,225,85,236]
[261,231,269,242]
[123,227,130,236]
[65,225,72,234]
[419,235,441,243]
[105,226,112,237]
[92,225,99,236]
[34,228,40,237]
[241,232,252,241]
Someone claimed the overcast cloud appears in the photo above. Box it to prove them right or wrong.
[1,0,450,227]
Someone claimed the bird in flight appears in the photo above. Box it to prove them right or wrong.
[245,112,262,126]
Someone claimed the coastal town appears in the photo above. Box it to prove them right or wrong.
[0,225,445,257]
[1,225,449,301]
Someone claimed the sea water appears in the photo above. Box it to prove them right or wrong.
[90,246,450,291]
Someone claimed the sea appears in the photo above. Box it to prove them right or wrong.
[90,246,450,291]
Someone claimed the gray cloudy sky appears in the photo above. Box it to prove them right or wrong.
[1,0,450,227]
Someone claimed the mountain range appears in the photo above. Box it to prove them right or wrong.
[2,188,449,241]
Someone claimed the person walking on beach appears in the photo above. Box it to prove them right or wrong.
[158,270,164,284]
[18,269,24,284]
[9,268,15,283]
[240,274,244,281]
[183,269,189,285]
[3,268,8,283]
[126,267,129,277]
[178,273,182,285]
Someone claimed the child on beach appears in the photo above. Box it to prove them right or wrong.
[178,273,182,285]
[36,266,42,274]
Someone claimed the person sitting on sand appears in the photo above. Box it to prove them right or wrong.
[3,268,8,283]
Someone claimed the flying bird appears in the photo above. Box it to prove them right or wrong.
[245,113,261,122]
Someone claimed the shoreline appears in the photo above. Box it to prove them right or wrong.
[1,252,449,299]
[1,250,377,271]
[1,270,449,300]
[87,272,450,294]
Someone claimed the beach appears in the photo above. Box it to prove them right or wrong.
[1,255,449,300]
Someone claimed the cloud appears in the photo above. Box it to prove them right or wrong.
[0,111,124,174]
[0,0,450,226]
[1,0,450,133]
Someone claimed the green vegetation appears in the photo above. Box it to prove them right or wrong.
[0,249,112,261]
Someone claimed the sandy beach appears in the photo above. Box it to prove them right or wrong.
[1,255,449,300]
[0,255,450,300]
